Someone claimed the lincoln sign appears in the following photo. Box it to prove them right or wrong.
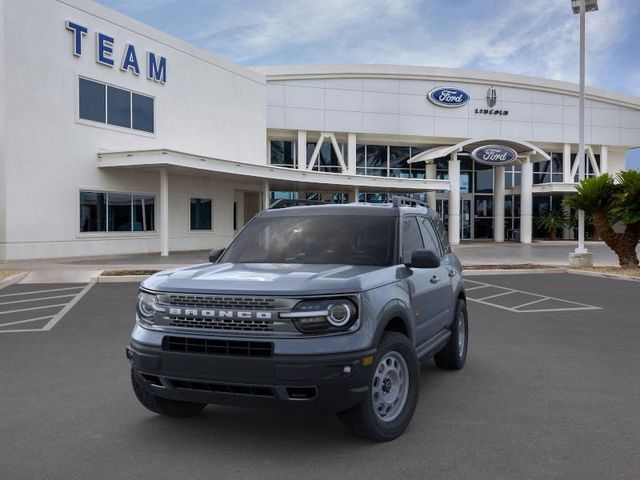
[471,145,518,166]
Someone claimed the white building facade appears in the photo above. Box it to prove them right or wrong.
[1,0,639,260]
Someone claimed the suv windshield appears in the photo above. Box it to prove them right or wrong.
[220,215,396,266]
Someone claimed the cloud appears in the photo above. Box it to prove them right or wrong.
[95,0,640,95]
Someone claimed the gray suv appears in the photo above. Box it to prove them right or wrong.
[127,197,468,441]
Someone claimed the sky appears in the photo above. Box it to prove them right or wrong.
[94,0,640,169]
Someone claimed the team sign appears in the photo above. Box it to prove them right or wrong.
[66,21,167,84]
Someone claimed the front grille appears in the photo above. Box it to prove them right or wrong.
[168,316,274,332]
[168,379,274,397]
[164,295,276,310]
[162,336,273,357]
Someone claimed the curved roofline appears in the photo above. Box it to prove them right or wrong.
[407,138,551,164]
[250,64,640,110]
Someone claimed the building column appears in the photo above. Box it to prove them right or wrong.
[297,130,307,170]
[347,133,357,175]
[160,168,169,257]
[448,153,461,245]
[563,143,573,183]
[520,157,533,244]
[353,186,359,203]
[262,180,270,210]
[562,198,573,240]
[600,145,608,174]
[493,165,505,242]
[426,162,437,208]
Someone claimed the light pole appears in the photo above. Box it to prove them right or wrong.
[570,0,598,262]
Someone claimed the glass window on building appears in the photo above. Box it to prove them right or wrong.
[474,163,493,193]
[306,142,344,173]
[366,145,388,176]
[270,140,296,168]
[190,198,212,230]
[80,191,106,232]
[80,191,155,233]
[107,86,131,128]
[133,195,155,231]
[132,93,154,133]
[79,78,106,123]
[79,78,154,133]
[108,193,133,232]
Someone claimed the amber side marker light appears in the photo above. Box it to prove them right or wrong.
[362,355,374,366]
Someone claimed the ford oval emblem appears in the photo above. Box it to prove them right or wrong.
[427,87,470,108]
[471,145,518,166]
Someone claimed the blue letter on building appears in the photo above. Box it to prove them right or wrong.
[147,52,167,83]
[96,32,115,67]
[121,44,140,75]
[65,21,87,56]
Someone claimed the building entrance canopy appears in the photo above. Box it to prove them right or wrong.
[407,138,551,164]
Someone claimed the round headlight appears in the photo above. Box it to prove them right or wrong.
[137,292,157,320]
[327,303,353,327]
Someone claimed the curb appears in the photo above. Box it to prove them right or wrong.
[463,268,564,276]
[93,275,149,283]
[0,271,29,289]
[566,269,640,282]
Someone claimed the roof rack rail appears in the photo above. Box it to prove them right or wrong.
[391,195,429,209]
[269,198,329,209]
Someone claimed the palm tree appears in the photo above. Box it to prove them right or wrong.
[565,172,640,267]
[535,209,569,240]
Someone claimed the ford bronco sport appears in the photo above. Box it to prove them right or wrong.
[127,197,468,441]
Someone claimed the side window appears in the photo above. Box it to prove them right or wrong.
[419,217,443,257]
[402,217,424,264]
[433,215,451,254]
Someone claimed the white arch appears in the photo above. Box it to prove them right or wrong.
[407,138,551,164]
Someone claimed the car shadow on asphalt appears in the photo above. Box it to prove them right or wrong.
[121,361,452,449]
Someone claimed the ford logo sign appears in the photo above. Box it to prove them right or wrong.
[471,145,518,166]
[427,87,470,108]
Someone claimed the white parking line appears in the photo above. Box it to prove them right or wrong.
[0,293,78,306]
[0,286,84,298]
[464,279,601,313]
[0,283,95,333]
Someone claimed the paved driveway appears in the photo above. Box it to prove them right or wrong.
[0,273,639,479]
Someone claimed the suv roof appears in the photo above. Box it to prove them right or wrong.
[263,201,435,218]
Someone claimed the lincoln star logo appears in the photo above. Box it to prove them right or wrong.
[486,86,497,107]
[167,308,274,320]
[427,87,470,108]
[471,145,518,166]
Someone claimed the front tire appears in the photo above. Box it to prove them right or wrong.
[338,332,419,442]
[434,298,468,370]
[131,369,206,417]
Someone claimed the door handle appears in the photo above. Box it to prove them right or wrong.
[430,275,440,284]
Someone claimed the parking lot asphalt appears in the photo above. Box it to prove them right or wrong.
[1,273,639,480]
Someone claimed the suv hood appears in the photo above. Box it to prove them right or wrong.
[142,262,399,296]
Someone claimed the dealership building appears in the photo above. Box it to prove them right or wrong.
[1,0,640,260]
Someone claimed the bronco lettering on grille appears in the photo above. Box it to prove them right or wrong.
[167,307,274,320]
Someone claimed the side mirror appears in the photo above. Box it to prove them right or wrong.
[406,249,440,269]
[208,248,225,263]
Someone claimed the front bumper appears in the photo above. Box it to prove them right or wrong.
[128,339,376,414]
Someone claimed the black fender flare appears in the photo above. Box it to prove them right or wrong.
[372,299,415,346]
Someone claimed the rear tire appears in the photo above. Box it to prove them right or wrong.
[337,332,419,442]
[131,369,206,417]
[434,298,468,370]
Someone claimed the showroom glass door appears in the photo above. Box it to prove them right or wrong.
[460,196,472,240]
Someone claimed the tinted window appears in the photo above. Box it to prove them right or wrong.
[419,217,442,257]
[108,193,132,231]
[79,79,106,123]
[432,215,451,253]
[133,195,155,231]
[220,215,396,266]
[132,93,154,133]
[190,198,212,230]
[80,191,106,232]
[401,217,424,264]
[270,140,296,167]
[107,86,131,128]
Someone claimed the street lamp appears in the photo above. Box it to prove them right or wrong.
[571,0,597,261]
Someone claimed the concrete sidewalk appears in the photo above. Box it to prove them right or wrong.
[1,241,637,283]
